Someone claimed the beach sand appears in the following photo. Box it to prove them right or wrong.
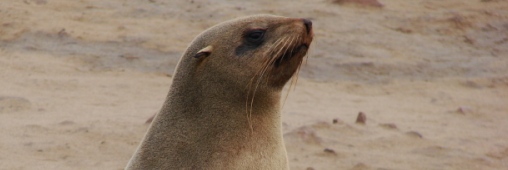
[1,0,507,169]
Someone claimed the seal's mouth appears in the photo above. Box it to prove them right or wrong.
[273,43,309,67]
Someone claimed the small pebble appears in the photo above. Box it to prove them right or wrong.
[323,148,336,154]
[455,106,473,115]
[355,112,366,125]
[405,131,423,139]
[332,118,343,124]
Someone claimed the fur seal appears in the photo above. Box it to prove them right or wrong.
[126,14,313,170]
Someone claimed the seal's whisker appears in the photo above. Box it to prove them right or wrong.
[247,36,285,93]
[281,72,297,108]
[245,59,272,132]
[293,37,303,89]
[255,35,285,88]
[282,36,304,108]
[252,36,289,94]
[263,36,291,80]
[253,36,290,94]
[260,36,289,85]
[244,36,289,132]
[244,78,255,132]
[264,36,291,85]
[293,58,304,90]
[278,35,296,65]
[272,37,292,65]
[268,37,289,65]
[304,43,310,66]
[281,81,293,108]
[304,52,309,66]
[246,37,282,106]
[282,66,301,109]
[257,36,286,79]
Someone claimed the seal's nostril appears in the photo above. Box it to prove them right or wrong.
[302,19,312,34]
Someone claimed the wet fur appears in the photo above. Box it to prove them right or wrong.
[126,14,313,170]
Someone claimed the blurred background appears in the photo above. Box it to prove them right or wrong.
[1,0,507,169]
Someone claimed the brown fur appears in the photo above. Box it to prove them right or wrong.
[126,14,313,170]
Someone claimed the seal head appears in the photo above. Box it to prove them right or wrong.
[126,15,313,170]
[180,14,313,90]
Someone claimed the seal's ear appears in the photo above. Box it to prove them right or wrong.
[194,45,213,58]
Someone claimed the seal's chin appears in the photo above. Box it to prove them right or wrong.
[273,43,309,68]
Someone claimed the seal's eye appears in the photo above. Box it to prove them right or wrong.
[245,29,266,44]
[247,31,264,40]
[236,29,266,55]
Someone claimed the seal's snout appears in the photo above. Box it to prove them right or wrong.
[302,19,312,34]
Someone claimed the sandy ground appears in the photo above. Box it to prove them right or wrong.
[1,0,508,169]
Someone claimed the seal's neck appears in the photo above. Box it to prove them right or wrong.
[132,74,287,168]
